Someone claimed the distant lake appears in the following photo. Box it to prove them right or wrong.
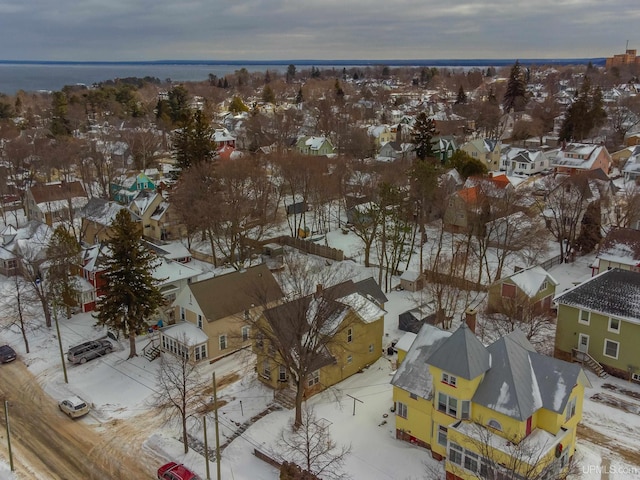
[0,58,602,95]
[0,63,292,95]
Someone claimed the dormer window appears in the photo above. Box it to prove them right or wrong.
[442,372,457,387]
[487,419,502,431]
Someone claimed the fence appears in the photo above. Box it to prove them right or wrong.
[272,236,344,262]
[537,253,563,271]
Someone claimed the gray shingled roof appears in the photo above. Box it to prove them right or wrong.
[554,268,640,322]
[190,263,283,321]
[472,329,585,421]
[426,322,491,380]
[391,324,452,399]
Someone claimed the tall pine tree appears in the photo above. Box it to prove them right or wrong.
[94,210,164,359]
[502,61,528,112]
[46,226,81,319]
[559,77,607,141]
[412,112,438,161]
[172,109,216,171]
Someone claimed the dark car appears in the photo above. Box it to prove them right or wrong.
[158,462,201,480]
[67,339,112,364]
[0,345,16,363]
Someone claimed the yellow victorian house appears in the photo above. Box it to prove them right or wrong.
[255,278,386,402]
[392,322,590,480]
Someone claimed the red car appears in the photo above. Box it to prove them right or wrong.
[157,462,201,480]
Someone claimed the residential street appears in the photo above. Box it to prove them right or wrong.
[0,360,156,479]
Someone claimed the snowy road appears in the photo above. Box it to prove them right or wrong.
[0,360,156,479]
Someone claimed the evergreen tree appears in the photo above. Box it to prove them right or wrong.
[167,85,190,125]
[412,112,438,161]
[46,226,81,319]
[502,61,528,112]
[262,85,275,104]
[229,96,249,114]
[295,87,304,105]
[455,85,467,104]
[94,210,163,359]
[287,64,296,83]
[50,91,72,136]
[172,110,216,171]
[559,77,607,141]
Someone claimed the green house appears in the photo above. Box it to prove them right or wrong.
[110,172,156,204]
[295,136,335,156]
[554,268,640,382]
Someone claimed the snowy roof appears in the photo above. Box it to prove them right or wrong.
[501,265,558,298]
[552,143,608,170]
[130,191,160,217]
[145,241,191,261]
[337,292,385,324]
[473,329,587,420]
[81,198,140,226]
[152,258,201,285]
[163,322,209,346]
[400,270,421,282]
[391,324,452,399]
[394,332,417,353]
[426,322,491,380]
[597,227,640,266]
[554,268,640,324]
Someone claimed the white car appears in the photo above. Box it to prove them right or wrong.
[59,396,90,418]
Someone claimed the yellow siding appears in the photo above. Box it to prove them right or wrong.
[393,387,433,446]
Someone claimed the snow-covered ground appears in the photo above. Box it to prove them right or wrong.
[1,215,640,479]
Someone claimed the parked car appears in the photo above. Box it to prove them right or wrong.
[59,396,90,418]
[157,462,201,480]
[67,339,112,364]
[0,345,16,363]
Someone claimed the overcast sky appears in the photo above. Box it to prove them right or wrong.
[1,0,638,61]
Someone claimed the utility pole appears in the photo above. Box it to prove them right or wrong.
[346,394,363,416]
[213,372,221,480]
[4,400,14,471]
[53,303,68,384]
[203,416,211,480]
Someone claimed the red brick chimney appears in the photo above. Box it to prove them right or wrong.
[465,307,477,334]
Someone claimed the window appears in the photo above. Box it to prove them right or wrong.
[194,344,207,361]
[487,419,502,431]
[307,370,319,387]
[579,310,590,325]
[461,400,470,420]
[565,397,577,422]
[632,372,640,383]
[279,365,287,382]
[438,392,458,417]
[409,393,418,400]
[262,360,271,379]
[396,402,408,419]
[541,279,548,291]
[347,328,353,343]
[464,450,479,472]
[604,339,619,359]
[219,335,227,350]
[369,344,374,353]
[242,326,250,342]
[608,317,620,334]
[449,443,463,465]
[197,314,203,329]
[180,307,185,321]
[256,332,264,350]
[437,425,447,446]
[442,372,457,387]
[347,355,353,364]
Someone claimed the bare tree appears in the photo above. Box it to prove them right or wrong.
[536,174,592,262]
[443,420,577,480]
[153,346,207,454]
[251,253,361,427]
[612,181,640,229]
[0,274,39,354]
[276,404,351,480]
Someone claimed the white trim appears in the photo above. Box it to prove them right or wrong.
[578,309,590,325]
[608,317,620,334]
[603,338,619,359]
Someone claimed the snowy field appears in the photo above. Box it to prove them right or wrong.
[1,214,640,478]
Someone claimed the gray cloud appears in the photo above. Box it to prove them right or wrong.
[1,0,637,60]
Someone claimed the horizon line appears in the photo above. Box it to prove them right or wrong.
[0,58,606,66]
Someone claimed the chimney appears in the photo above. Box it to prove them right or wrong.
[315,284,323,298]
[465,307,477,334]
